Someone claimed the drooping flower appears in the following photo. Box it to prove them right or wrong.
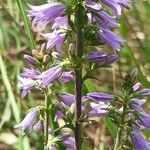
[86,92,114,102]
[88,102,109,117]
[28,3,65,29]
[52,16,68,30]
[58,71,74,83]
[24,54,36,65]
[36,65,62,87]
[98,28,124,51]
[139,88,150,97]
[18,76,40,98]
[101,0,129,17]
[87,51,118,67]
[86,51,108,61]
[130,131,150,150]
[14,108,39,134]
[43,31,66,52]
[20,68,40,79]
[139,112,150,131]
[95,11,119,29]
[59,93,75,107]
[85,0,102,11]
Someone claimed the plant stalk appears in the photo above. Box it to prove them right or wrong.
[44,91,50,150]
[114,99,127,150]
[75,4,84,150]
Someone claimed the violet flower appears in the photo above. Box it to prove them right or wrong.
[130,131,150,150]
[59,93,75,107]
[86,51,108,61]
[139,88,150,97]
[52,16,68,30]
[18,76,40,98]
[36,65,62,87]
[20,68,40,79]
[86,92,114,102]
[95,11,119,29]
[14,108,39,134]
[43,31,66,52]
[139,112,150,131]
[133,82,142,92]
[89,102,109,117]
[101,0,129,17]
[97,54,119,67]
[85,0,102,11]
[24,54,36,65]
[28,3,65,29]
[63,137,75,150]
[58,71,74,83]
[98,28,124,51]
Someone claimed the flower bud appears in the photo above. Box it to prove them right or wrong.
[24,54,36,65]
[43,54,50,63]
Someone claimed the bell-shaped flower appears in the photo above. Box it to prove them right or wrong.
[139,88,150,97]
[24,54,36,65]
[97,54,119,67]
[28,3,65,29]
[36,65,62,87]
[88,102,109,117]
[139,111,150,131]
[133,82,142,92]
[43,31,66,52]
[52,16,68,30]
[130,131,150,150]
[85,0,102,11]
[95,11,119,29]
[14,108,39,134]
[58,71,74,83]
[18,76,40,98]
[98,28,124,51]
[86,51,108,61]
[86,92,114,102]
[101,0,129,17]
[20,68,40,79]
[59,93,75,107]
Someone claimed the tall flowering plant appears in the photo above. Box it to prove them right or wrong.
[14,0,150,149]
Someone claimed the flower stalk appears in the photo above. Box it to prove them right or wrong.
[113,96,128,150]
[44,91,50,150]
[74,4,84,150]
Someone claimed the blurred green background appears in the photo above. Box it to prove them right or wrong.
[1,0,150,149]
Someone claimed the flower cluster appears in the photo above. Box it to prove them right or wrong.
[15,0,131,149]
[109,69,150,150]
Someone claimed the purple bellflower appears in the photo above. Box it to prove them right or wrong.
[101,0,129,17]
[36,65,62,87]
[18,76,40,98]
[98,28,124,51]
[130,131,150,150]
[86,92,114,102]
[24,54,36,65]
[14,108,39,134]
[28,3,65,29]
[43,31,66,52]
[88,102,109,117]
[95,11,119,29]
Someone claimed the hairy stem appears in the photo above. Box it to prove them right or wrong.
[75,4,84,150]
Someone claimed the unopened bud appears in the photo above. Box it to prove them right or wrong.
[69,43,76,55]
[24,54,36,65]
[43,54,50,63]
[131,68,138,81]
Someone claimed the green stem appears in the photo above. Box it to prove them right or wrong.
[114,99,127,150]
[44,91,50,150]
[74,4,84,150]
